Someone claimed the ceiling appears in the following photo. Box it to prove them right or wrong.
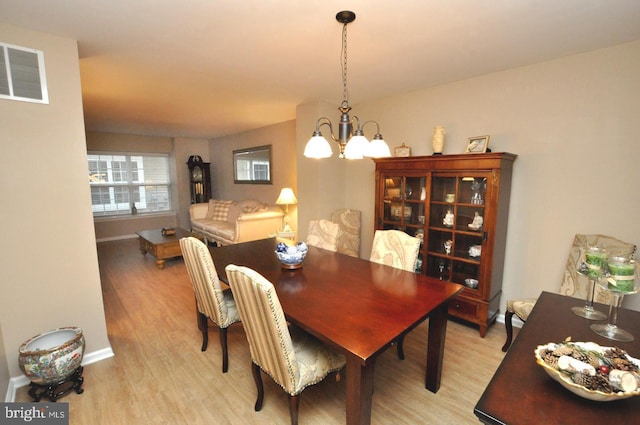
[2,1,640,139]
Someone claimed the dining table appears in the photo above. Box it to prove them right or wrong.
[475,291,640,425]
[211,237,463,425]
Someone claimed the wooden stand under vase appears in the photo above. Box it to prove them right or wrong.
[27,367,84,402]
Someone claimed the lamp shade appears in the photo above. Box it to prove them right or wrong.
[304,134,333,158]
[343,134,370,160]
[276,188,297,205]
[365,135,392,158]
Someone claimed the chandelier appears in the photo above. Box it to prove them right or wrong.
[303,11,391,160]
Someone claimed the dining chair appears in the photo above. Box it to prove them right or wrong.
[330,208,361,257]
[370,229,421,272]
[179,237,241,373]
[306,219,340,252]
[502,233,636,351]
[369,229,421,359]
[225,264,346,425]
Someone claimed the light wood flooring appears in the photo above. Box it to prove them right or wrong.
[16,238,515,424]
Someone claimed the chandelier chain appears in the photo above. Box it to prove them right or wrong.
[341,22,349,104]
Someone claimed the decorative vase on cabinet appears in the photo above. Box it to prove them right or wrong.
[432,126,445,155]
[374,152,517,337]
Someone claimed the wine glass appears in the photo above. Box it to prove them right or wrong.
[571,246,608,320]
[591,257,640,342]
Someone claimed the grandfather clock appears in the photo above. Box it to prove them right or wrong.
[187,155,211,204]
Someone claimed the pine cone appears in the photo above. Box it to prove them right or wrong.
[586,353,600,368]
[552,345,573,356]
[592,374,613,393]
[543,352,559,369]
[572,372,595,389]
[611,357,637,372]
[571,351,590,363]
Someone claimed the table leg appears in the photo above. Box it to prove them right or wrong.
[425,302,448,392]
[345,356,375,425]
[155,259,165,270]
[138,237,147,255]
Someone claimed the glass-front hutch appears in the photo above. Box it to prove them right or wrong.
[374,153,517,337]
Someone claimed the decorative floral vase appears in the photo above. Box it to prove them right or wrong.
[19,327,85,384]
[432,126,445,155]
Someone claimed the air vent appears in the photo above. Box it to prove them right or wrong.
[0,42,49,104]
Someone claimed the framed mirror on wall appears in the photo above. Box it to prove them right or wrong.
[233,144,272,184]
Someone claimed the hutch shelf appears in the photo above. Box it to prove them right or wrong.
[374,152,517,337]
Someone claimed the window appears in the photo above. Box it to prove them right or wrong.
[88,153,171,217]
[0,42,49,104]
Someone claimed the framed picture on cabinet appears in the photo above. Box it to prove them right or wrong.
[394,143,412,157]
[466,135,490,153]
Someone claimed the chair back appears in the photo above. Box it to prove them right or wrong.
[370,230,421,272]
[559,234,636,304]
[307,219,340,252]
[225,264,299,394]
[331,208,361,257]
[180,237,229,325]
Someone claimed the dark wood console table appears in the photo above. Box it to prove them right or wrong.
[475,291,640,424]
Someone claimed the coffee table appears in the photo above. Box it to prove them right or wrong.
[136,228,198,269]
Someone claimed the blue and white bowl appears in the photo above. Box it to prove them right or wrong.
[275,242,308,269]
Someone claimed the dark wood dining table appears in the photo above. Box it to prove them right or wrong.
[211,237,463,425]
[475,291,640,425]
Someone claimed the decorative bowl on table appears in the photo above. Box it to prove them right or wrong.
[534,340,640,401]
[275,241,308,269]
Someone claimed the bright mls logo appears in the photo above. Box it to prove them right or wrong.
[1,403,68,424]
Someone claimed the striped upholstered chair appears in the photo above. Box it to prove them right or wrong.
[179,237,241,373]
[369,229,421,360]
[306,219,340,252]
[225,264,346,425]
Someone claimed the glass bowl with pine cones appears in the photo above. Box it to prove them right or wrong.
[535,340,640,401]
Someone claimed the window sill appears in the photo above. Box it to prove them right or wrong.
[93,211,176,223]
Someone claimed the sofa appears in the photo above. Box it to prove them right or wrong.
[189,199,284,246]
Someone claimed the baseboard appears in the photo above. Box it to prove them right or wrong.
[4,346,115,402]
[495,312,525,328]
[96,234,137,243]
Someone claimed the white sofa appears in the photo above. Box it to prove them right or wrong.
[189,199,284,245]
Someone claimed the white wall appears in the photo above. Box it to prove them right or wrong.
[295,101,347,240]
[0,24,111,379]
[172,137,210,229]
[297,40,640,312]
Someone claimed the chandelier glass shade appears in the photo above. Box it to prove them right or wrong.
[303,11,391,160]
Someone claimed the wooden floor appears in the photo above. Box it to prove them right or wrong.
[16,238,514,424]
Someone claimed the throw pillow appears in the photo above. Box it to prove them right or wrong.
[226,204,244,223]
[207,200,235,221]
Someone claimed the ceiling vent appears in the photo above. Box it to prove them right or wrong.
[0,42,49,104]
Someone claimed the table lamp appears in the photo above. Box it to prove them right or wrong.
[275,188,297,232]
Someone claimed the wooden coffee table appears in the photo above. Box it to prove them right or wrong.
[136,228,198,269]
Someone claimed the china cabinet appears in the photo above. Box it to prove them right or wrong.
[374,153,517,336]
[187,155,211,204]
